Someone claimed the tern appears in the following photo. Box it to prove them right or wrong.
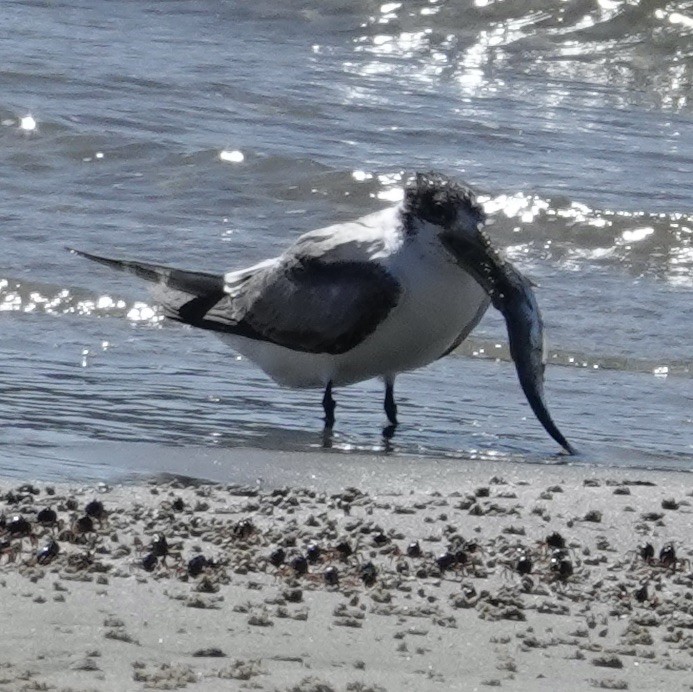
[70,172,575,453]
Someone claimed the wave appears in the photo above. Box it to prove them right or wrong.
[347,0,691,113]
[481,191,693,288]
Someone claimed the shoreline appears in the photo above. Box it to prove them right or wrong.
[0,455,692,690]
[2,439,691,491]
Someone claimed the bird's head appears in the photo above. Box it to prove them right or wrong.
[403,173,575,454]
[403,172,506,292]
[402,172,487,257]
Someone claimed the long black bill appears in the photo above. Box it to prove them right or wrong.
[443,232,576,455]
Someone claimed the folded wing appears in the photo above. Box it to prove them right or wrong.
[206,256,401,354]
[69,248,401,356]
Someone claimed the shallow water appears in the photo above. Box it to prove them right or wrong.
[1,0,691,480]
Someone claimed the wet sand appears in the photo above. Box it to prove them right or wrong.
[0,453,691,691]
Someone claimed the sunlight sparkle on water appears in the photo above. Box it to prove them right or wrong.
[1,293,21,311]
[656,8,693,29]
[19,115,36,131]
[97,295,116,310]
[376,187,404,202]
[126,302,159,322]
[352,170,373,182]
[621,227,654,243]
[483,193,549,222]
[220,150,244,163]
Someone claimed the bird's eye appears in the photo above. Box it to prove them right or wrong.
[421,196,456,227]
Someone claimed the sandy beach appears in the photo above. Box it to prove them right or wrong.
[0,452,691,691]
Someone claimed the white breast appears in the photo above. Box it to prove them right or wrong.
[328,238,489,385]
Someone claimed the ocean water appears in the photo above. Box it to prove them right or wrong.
[1,0,691,481]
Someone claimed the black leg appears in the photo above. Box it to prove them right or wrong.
[384,380,398,426]
[321,426,334,449]
[383,379,398,439]
[322,380,336,428]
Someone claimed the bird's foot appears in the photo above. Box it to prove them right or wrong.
[321,426,334,449]
[382,423,397,440]
[384,381,398,429]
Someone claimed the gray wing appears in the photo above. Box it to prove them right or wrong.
[69,247,401,355]
[200,256,402,354]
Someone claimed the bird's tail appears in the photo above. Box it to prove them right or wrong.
[67,247,226,326]
[67,248,224,295]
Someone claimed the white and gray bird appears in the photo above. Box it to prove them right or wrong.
[70,172,575,453]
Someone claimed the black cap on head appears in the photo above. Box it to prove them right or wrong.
[403,172,484,229]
